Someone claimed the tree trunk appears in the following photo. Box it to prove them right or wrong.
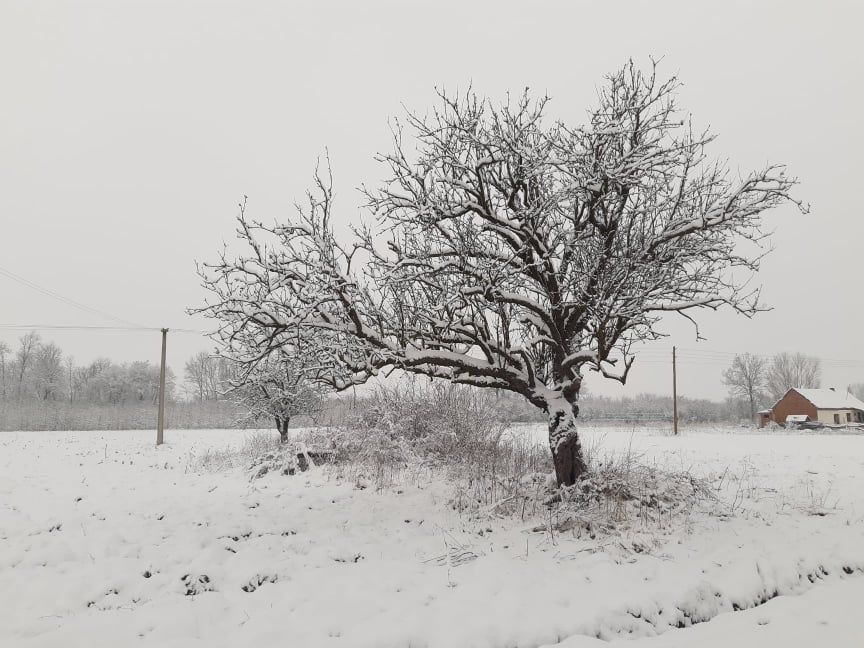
[276,416,290,444]
[547,397,587,487]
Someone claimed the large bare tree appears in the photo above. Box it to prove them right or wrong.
[184,351,231,402]
[15,331,41,399]
[33,342,63,401]
[197,61,803,486]
[723,353,767,422]
[766,352,821,400]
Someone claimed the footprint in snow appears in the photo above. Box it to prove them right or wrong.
[181,573,214,596]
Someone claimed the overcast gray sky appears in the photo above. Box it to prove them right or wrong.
[2,0,862,399]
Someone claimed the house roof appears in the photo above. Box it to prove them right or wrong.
[792,388,864,410]
[786,414,810,422]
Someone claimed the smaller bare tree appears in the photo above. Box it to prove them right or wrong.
[722,353,766,422]
[33,342,64,401]
[227,350,324,443]
[15,331,41,398]
[65,356,75,403]
[766,352,821,400]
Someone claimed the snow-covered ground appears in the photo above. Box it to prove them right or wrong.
[2,426,863,647]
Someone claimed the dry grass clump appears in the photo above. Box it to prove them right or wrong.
[514,438,719,543]
[189,431,282,473]
[556,446,715,531]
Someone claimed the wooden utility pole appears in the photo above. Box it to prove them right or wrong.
[672,345,679,436]
[156,328,168,446]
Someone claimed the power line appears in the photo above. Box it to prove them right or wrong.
[0,264,145,328]
[0,324,205,334]
[629,345,864,366]
[0,324,155,331]
[0,321,861,368]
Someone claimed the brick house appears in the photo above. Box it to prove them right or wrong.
[762,387,864,427]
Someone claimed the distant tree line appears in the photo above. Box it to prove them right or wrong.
[0,334,279,407]
[1,331,844,431]
[0,332,254,431]
[0,332,176,406]
[0,333,331,432]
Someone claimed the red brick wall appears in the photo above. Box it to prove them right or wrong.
[771,390,817,424]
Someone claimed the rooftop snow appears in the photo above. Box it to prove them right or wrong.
[793,388,864,410]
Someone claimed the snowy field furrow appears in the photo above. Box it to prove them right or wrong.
[1,427,863,647]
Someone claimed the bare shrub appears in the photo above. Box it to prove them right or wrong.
[291,382,555,512]
[346,381,510,459]
[284,381,551,497]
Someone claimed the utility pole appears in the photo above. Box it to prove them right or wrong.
[672,345,679,436]
[156,328,168,446]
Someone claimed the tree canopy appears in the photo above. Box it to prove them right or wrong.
[197,61,803,485]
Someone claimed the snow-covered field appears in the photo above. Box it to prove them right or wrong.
[2,426,863,647]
